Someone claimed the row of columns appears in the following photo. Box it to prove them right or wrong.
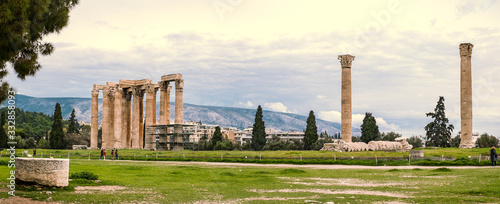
[337,43,474,148]
[90,74,184,150]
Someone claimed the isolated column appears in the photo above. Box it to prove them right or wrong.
[459,43,474,149]
[90,88,99,149]
[173,79,184,151]
[338,54,355,143]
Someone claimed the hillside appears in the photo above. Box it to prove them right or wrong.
[2,95,360,134]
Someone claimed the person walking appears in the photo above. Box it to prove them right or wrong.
[33,148,36,157]
[115,149,119,160]
[491,147,498,166]
[103,149,107,160]
[100,148,104,160]
[111,149,115,160]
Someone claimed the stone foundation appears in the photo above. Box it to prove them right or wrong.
[320,139,413,152]
[15,158,69,187]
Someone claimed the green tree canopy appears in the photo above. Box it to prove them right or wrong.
[475,133,498,148]
[0,0,79,102]
[380,131,402,141]
[407,136,423,148]
[251,105,266,151]
[210,126,223,148]
[360,112,380,143]
[303,110,319,150]
[49,103,64,149]
[425,96,454,147]
[67,108,79,133]
[0,111,7,148]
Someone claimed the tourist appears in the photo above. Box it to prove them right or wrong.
[115,149,119,160]
[490,147,498,166]
[24,149,28,156]
[103,149,106,160]
[111,149,115,160]
[100,148,104,160]
[33,148,36,156]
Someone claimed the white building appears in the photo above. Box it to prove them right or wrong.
[233,128,305,145]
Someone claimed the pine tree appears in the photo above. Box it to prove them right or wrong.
[360,112,380,143]
[0,112,8,148]
[304,110,319,150]
[211,126,223,148]
[425,96,454,147]
[49,103,64,149]
[68,109,79,133]
[251,105,267,151]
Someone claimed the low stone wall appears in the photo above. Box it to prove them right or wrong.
[15,158,69,187]
[321,139,413,152]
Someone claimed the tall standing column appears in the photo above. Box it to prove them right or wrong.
[113,87,123,149]
[122,89,132,148]
[173,79,184,151]
[159,82,167,125]
[101,86,111,149]
[166,86,172,124]
[338,55,355,143]
[153,87,158,125]
[459,43,474,149]
[90,88,99,149]
[144,84,155,150]
[106,87,115,150]
[131,87,143,149]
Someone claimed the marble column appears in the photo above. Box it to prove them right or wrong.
[107,87,115,150]
[153,87,158,125]
[144,84,155,150]
[101,86,112,149]
[139,92,144,149]
[159,82,167,125]
[459,43,474,149]
[338,54,355,143]
[122,89,132,148]
[131,87,143,149]
[166,86,171,125]
[90,88,99,149]
[173,79,184,151]
[113,87,123,149]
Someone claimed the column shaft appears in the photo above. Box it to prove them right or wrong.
[101,87,111,150]
[122,90,132,148]
[173,79,184,151]
[131,87,143,149]
[338,55,355,143]
[144,84,155,150]
[159,83,166,125]
[113,87,123,149]
[90,89,99,149]
[166,86,171,124]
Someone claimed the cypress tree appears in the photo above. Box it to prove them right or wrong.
[211,126,223,148]
[304,110,319,150]
[251,105,267,151]
[49,103,64,149]
[360,112,380,143]
[68,109,79,133]
[425,96,454,147]
[0,112,7,148]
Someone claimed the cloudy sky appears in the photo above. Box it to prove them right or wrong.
[6,0,500,137]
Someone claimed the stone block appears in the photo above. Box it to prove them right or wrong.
[15,158,69,187]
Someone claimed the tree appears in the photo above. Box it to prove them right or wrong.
[360,112,380,143]
[210,126,223,148]
[450,135,461,148]
[67,109,79,133]
[251,105,266,151]
[0,0,79,102]
[475,133,498,148]
[49,103,65,149]
[380,131,402,141]
[425,96,454,147]
[407,136,423,148]
[0,111,7,148]
[304,110,319,150]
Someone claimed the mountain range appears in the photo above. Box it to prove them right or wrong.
[3,95,361,135]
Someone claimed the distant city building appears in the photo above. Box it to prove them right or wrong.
[233,128,305,145]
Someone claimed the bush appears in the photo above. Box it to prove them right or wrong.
[407,136,423,148]
[70,171,98,180]
[214,140,234,151]
[475,133,498,148]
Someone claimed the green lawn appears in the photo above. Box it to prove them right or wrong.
[0,158,499,203]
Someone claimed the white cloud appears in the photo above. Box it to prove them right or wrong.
[317,95,326,99]
[237,101,254,108]
[264,102,297,114]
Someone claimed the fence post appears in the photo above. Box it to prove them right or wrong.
[409,155,411,166]
[183,153,185,159]
[300,154,302,161]
[441,154,443,162]
[89,153,90,160]
[334,154,336,161]
[156,152,158,159]
[134,153,136,159]
[50,153,51,158]
[260,154,262,161]
[375,155,377,165]
[479,154,481,163]
[68,153,70,159]
[221,153,223,160]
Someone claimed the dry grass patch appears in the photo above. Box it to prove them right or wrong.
[248,188,412,198]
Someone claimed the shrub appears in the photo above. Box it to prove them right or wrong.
[70,171,98,180]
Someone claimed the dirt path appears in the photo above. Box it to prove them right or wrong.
[114,160,495,169]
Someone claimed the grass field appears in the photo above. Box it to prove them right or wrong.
[1,157,500,203]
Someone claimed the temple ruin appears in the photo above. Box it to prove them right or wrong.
[338,54,355,143]
[90,73,184,150]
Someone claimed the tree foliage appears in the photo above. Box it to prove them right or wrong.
[0,0,79,102]
[49,103,65,149]
[303,110,319,150]
[380,131,402,141]
[251,105,266,151]
[0,111,7,148]
[425,96,454,147]
[407,136,423,148]
[475,133,498,148]
[67,108,79,133]
[210,126,223,148]
[450,135,461,148]
[360,112,380,143]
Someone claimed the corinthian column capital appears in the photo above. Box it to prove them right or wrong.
[338,54,355,68]
[91,89,99,97]
[459,43,473,57]
[175,79,184,89]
